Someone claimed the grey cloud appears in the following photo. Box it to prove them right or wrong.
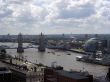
[57,3,96,19]
[0,0,109,34]
[9,1,23,4]
[0,9,13,19]
[100,4,110,20]
[17,16,37,24]
[104,0,110,1]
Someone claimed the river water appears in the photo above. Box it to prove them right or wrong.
[0,42,109,78]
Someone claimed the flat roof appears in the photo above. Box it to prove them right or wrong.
[57,70,88,80]
[47,78,57,82]
[0,71,12,74]
[0,61,7,67]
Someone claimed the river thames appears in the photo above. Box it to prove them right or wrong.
[0,42,109,78]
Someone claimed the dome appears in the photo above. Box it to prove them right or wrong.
[83,38,99,52]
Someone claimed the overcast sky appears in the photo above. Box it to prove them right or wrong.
[0,0,110,34]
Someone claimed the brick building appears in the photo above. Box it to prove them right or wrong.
[44,67,93,82]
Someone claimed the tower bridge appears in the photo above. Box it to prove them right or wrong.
[38,33,46,52]
[0,33,46,52]
[17,33,24,53]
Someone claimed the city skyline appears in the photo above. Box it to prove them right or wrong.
[0,0,110,34]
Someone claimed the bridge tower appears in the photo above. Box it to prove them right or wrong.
[17,33,24,53]
[38,33,46,52]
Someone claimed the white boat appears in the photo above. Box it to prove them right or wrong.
[76,56,83,61]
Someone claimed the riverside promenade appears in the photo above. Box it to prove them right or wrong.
[69,49,86,54]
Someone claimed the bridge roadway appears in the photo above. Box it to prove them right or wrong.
[0,46,38,49]
[0,45,64,49]
[0,42,38,49]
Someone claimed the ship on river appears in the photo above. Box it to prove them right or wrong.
[76,52,110,66]
[76,38,110,66]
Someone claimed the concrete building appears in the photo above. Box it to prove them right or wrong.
[0,58,45,82]
[0,61,12,82]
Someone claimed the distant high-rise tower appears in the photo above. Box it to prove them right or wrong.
[38,33,46,52]
[95,34,99,38]
[17,33,24,53]
[85,34,89,40]
[107,39,110,53]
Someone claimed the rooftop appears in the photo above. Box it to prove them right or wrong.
[0,58,45,77]
[56,70,89,80]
